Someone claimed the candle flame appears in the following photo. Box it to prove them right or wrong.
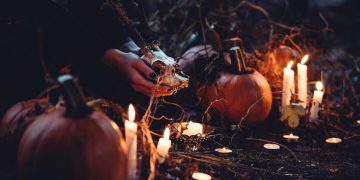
[128,104,135,122]
[315,81,323,91]
[286,61,294,69]
[164,127,170,139]
[301,54,309,64]
[290,133,293,136]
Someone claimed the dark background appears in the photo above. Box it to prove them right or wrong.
[0,0,359,115]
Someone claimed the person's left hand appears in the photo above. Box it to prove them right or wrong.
[102,49,174,97]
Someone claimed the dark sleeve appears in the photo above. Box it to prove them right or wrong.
[68,0,130,48]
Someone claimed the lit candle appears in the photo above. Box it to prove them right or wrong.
[325,137,342,144]
[192,172,212,180]
[125,104,137,179]
[282,61,295,108]
[215,147,232,154]
[263,143,280,150]
[310,81,324,121]
[297,55,309,108]
[283,133,300,142]
[182,121,203,136]
[156,127,171,163]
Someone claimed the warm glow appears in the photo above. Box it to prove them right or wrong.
[316,81,323,91]
[301,54,309,64]
[128,104,135,122]
[286,60,294,69]
[164,128,170,139]
[290,133,294,136]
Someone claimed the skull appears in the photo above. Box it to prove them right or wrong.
[141,46,189,91]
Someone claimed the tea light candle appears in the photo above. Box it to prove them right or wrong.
[326,137,342,144]
[192,172,212,180]
[282,61,295,108]
[215,147,232,154]
[283,133,300,142]
[182,121,203,136]
[297,55,309,108]
[156,127,171,163]
[310,81,324,121]
[125,104,137,179]
[263,143,280,150]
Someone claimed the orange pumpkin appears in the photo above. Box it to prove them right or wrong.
[180,45,272,125]
[0,98,54,165]
[17,75,127,180]
[261,45,299,84]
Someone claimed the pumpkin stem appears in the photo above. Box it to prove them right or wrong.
[57,75,92,117]
[230,46,248,74]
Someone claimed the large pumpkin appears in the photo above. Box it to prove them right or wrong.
[180,45,272,125]
[17,75,127,180]
[0,98,54,165]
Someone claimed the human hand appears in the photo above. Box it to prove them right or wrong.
[102,49,173,97]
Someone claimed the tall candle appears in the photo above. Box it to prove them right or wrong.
[156,127,171,163]
[310,82,324,121]
[282,61,295,108]
[125,104,137,179]
[297,55,309,108]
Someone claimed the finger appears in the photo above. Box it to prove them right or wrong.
[132,60,157,80]
[138,86,173,97]
[129,71,171,95]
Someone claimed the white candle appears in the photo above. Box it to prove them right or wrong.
[182,121,203,136]
[125,104,137,179]
[297,55,309,108]
[263,143,280,150]
[310,81,324,121]
[283,133,300,142]
[192,172,212,180]
[156,127,171,163]
[215,147,232,154]
[282,61,295,108]
[325,137,342,144]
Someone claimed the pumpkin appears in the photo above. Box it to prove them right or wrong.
[260,45,299,84]
[0,98,54,165]
[179,45,272,125]
[17,75,127,180]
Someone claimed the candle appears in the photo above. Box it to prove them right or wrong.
[156,127,172,163]
[182,121,203,136]
[215,147,232,154]
[125,104,137,179]
[263,143,280,150]
[297,55,309,108]
[282,61,295,108]
[283,133,300,142]
[325,137,342,144]
[310,81,324,121]
[192,172,212,180]
[357,120,360,125]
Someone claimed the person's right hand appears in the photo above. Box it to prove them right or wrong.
[102,49,173,97]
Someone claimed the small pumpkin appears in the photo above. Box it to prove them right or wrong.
[0,98,54,165]
[261,45,299,84]
[17,75,127,180]
[180,46,272,125]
